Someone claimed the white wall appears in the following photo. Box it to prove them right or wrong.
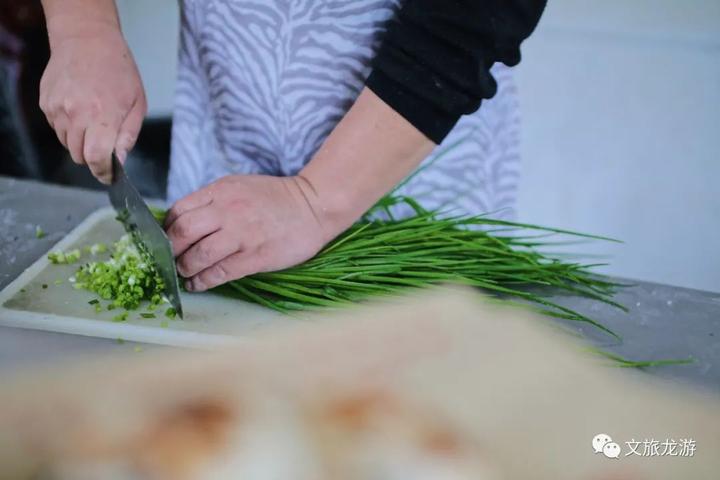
[117,0,720,292]
[116,0,179,117]
[515,0,720,291]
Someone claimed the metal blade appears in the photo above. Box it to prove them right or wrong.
[108,154,183,318]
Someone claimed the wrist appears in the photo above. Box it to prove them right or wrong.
[309,175,361,238]
[43,0,121,51]
[296,87,435,242]
[47,17,121,50]
[287,173,358,245]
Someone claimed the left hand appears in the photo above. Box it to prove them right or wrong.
[165,174,333,292]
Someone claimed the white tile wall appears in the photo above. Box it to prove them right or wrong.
[117,0,720,291]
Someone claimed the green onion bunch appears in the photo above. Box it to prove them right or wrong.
[214,195,626,338]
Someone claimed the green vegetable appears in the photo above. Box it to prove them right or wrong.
[51,194,622,336]
[88,299,100,305]
[53,279,63,285]
[209,195,623,339]
[41,284,47,289]
[90,243,107,255]
[140,312,156,319]
[48,248,81,264]
[35,226,46,239]
[112,311,129,322]
[50,189,687,367]
[160,319,169,328]
[70,234,165,310]
[116,338,125,345]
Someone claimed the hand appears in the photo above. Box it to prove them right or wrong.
[165,175,335,292]
[39,21,146,184]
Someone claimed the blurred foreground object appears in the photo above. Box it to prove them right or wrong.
[0,289,718,479]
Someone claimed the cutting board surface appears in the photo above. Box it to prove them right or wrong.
[0,208,289,347]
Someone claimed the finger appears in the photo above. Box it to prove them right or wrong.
[114,97,146,164]
[166,206,222,259]
[65,123,87,166]
[164,187,214,228]
[188,250,265,292]
[38,81,49,116]
[176,230,241,278]
[83,121,120,185]
[50,111,70,150]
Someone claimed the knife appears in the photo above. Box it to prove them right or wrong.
[108,153,184,319]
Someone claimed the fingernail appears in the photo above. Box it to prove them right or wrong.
[184,280,194,291]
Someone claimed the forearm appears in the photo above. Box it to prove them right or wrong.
[41,0,120,49]
[299,87,435,238]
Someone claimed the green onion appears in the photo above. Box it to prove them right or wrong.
[50,193,678,366]
[48,248,81,264]
[90,243,107,255]
[35,226,45,239]
[70,233,165,310]
[211,195,626,339]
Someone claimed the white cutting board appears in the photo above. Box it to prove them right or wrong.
[0,207,292,348]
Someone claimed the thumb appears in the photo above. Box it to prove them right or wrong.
[114,98,146,163]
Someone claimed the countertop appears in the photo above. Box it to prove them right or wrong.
[1,176,719,391]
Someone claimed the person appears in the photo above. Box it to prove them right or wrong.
[39,0,546,292]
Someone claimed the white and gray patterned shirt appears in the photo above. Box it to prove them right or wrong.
[168,0,521,219]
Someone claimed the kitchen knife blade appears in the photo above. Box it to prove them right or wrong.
[108,153,183,318]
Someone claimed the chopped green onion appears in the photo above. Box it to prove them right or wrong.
[90,243,107,255]
[88,299,100,305]
[112,311,128,322]
[164,307,177,319]
[47,248,81,264]
[35,226,45,239]
[140,312,156,319]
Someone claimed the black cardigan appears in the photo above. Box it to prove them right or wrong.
[365,0,547,143]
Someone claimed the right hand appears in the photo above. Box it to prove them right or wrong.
[39,23,146,184]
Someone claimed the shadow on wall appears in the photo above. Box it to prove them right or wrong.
[0,0,170,199]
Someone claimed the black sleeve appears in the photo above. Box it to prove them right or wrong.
[365,0,547,143]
